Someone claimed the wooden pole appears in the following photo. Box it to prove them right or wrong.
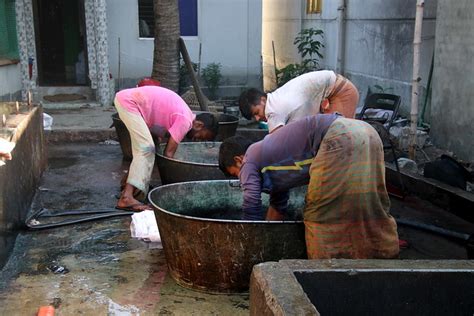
[179,37,209,111]
[409,0,425,160]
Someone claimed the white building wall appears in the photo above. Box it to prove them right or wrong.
[0,64,22,101]
[263,0,437,116]
[106,0,262,97]
[430,0,474,161]
[262,0,302,91]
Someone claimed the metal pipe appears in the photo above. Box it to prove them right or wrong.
[396,218,470,242]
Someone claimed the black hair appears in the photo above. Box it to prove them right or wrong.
[218,136,254,176]
[196,112,218,137]
[238,88,266,120]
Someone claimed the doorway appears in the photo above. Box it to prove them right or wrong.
[33,0,88,86]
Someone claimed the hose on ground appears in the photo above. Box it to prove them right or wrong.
[25,208,134,230]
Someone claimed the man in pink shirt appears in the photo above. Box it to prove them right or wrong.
[114,85,217,211]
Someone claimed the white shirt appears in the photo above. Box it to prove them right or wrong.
[265,70,337,132]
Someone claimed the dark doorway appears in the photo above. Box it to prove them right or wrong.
[33,0,88,86]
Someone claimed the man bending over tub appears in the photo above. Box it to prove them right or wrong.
[114,81,217,212]
[218,114,399,259]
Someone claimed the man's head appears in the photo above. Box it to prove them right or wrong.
[238,88,267,122]
[218,136,254,177]
[187,113,218,141]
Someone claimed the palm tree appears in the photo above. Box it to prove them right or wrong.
[151,0,180,92]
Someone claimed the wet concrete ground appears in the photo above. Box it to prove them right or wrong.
[0,142,472,315]
[0,143,249,315]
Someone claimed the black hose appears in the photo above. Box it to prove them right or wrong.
[396,218,471,242]
[25,208,134,230]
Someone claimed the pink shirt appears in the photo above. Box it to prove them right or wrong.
[115,86,195,143]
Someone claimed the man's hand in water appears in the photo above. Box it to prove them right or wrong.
[164,137,179,158]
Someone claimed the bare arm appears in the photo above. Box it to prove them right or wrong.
[164,137,179,158]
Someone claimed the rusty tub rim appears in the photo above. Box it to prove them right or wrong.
[155,141,222,167]
[147,179,304,224]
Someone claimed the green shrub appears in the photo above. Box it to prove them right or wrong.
[276,28,325,87]
[201,62,222,100]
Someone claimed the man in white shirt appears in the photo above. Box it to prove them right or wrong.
[239,70,359,133]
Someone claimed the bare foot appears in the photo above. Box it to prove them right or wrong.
[116,195,152,211]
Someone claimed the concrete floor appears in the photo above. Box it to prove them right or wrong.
[0,113,472,315]
[0,143,249,315]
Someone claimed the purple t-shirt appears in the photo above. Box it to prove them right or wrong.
[239,113,339,220]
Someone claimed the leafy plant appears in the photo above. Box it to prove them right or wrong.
[294,28,324,68]
[276,28,325,87]
[201,62,222,100]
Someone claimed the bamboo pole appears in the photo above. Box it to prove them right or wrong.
[409,0,425,160]
[179,37,209,111]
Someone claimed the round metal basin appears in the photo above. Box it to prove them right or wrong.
[214,112,239,141]
[111,113,133,161]
[156,142,226,184]
[148,180,307,293]
[111,112,239,161]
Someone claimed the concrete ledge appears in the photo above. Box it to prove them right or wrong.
[0,106,46,268]
[41,101,101,110]
[250,259,474,315]
[386,165,474,223]
[250,262,319,316]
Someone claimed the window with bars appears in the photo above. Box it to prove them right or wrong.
[306,0,322,14]
[138,0,198,38]
[0,0,19,61]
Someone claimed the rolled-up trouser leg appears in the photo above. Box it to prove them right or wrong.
[115,99,155,194]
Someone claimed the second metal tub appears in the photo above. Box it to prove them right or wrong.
[156,142,226,184]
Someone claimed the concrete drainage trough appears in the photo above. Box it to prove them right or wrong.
[250,259,474,315]
[0,103,46,268]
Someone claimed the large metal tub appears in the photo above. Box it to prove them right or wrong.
[148,180,307,293]
[111,113,134,161]
[156,142,226,184]
[111,112,238,161]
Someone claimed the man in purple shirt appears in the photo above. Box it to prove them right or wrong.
[218,114,399,259]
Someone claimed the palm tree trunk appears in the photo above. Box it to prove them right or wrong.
[151,0,180,92]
